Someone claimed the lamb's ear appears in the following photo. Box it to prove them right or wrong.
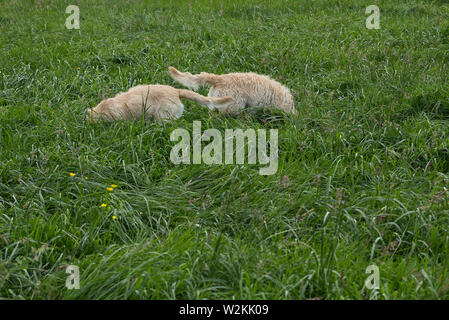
[105,102,124,121]
[121,102,134,120]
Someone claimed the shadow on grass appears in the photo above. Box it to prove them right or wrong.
[393,90,449,121]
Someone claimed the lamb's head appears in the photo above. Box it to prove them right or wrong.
[86,98,121,122]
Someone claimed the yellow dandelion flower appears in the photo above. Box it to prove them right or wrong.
[69,172,76,177]
[100,203,107,208]
[107,187,113,192]
[110,184,118,188]
[112,215,117,220]
[84,176,88,180]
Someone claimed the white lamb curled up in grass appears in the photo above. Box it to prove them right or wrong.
[86,84,234,123]
[168,66,298,116]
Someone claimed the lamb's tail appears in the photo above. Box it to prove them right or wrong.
[169,66,218,91]
[177,89,234,110]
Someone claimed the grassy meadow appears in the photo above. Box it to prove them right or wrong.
[0,0,449,299]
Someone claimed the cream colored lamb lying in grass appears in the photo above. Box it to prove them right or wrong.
[168,66,297,115]
[86,84,234,123]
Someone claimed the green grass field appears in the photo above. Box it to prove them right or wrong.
[1,0,449,299]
